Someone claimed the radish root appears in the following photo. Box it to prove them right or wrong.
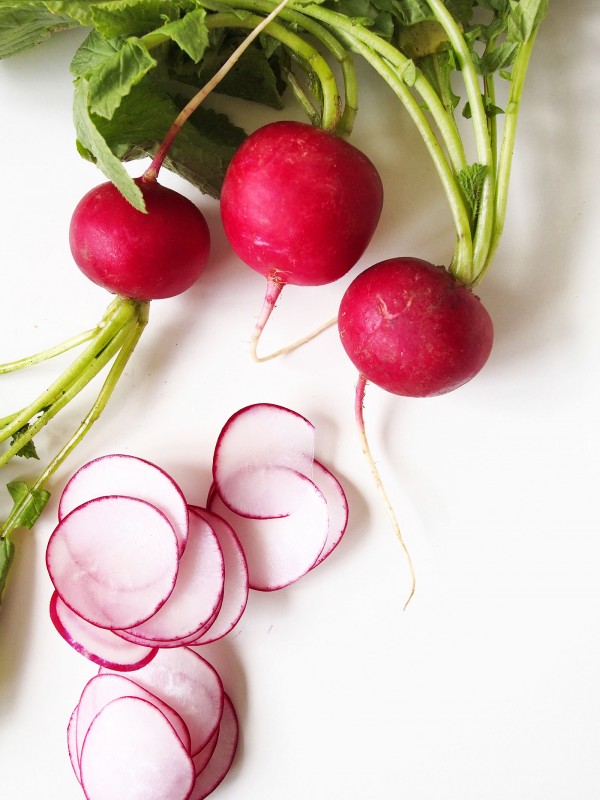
[355,373,416,609]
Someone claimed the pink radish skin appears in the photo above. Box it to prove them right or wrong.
[117,510,224,644]
[208,466,329,591]
[79,696,195,800]
[188,693,239,800]
[69,178,210,301]
[67,704,81,783]
[186,507,249,645]
[50,591,157,671]
[339,257,494,397]
[220,121,383,286]
[212,403,315,518]
[75,673,192,764]
[101,647,225,756]
[58,453,189,556]
[46,496,179,631]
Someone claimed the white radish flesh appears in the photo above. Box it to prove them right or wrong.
[212,403,315,517]
[75,673,191,763]
[46,496,179,630]
[50,591,157,671]
[100,647,224,755]
[188,693,239,800]
[208,467,329,590]
[58,453,189,556]
[119,511,224,644]
[79,696,195,800]
[67,704,81,783]
[187,507,249,644]
[310,460,349,567]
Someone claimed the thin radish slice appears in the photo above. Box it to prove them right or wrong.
[50,591,157,671]
[67,703,81,783]
[192,729,219,777]
[115,604,221,649]
[118,511,224,644]
[310,460,349,567]
[187,507,249,644]
[100,647,224,756]
[59,454,189,556]
[207,467,329,591]
[79,696,195,800]
[189,694,239,800]
[76,673,191,764]
[212,403,315,518]
[46,496,179,631]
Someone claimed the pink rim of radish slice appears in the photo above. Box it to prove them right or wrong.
[192,728,219,778]
[115,510,225,644]
[186,506,249,644]
[58,453,189,556]
[207,466,329,591]
[310,460,349,568]
[46,496,179,631]
[75,673,192,768]
[188,693,239,800]
[212,403,315,518]
[50,591,158,671]
[100,647,224,756]
[67,704,81,782]
[79,696,195,800]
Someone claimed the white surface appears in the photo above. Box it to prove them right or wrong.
[1,4,599,798]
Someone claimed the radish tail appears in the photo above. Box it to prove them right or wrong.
[355,374,416,609]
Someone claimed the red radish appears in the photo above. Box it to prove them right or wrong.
[338,257,494,397]
[212,402,315,518]
[58,453,190,556]
[69,177,210,301]
[50,591,157,671]
[187,507,249,644]
[101,647,225,756]
[220,120,383,358]
[188,694,239,800]
[75,673,192,763]
[79,696,195,800]
[46,496,179,630]
[117,511,224,645]
[208,467,329,591]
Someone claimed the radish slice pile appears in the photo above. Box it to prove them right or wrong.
[47,404,347,799]
[208,403,349,590]
[68,650,238,800]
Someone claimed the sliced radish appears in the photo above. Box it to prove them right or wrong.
[67,703,81,783]
[76,673,191,764]
[50,591,157,671]
[118,511,224,644]
[59,453,189,556]
[79,696,195,800]
[310,460,349,567]
[212,403,315,518]
[207,467,329,590]
[46,496,179,630]
[189,693,239,800]
[100,647,224,756]
[187,507,249,644]
[192,729,219,777]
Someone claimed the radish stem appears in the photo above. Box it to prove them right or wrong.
[355,374,416,609]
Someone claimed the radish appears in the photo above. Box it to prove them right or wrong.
[188,694,239,800]
[220,119,383,360]
[338,257,494,398]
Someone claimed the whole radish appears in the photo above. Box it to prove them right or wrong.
[69,177,211,301]
[338,257,494,398]
[220,120,383,359]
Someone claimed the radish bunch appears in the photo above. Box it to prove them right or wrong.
[67,649,238,800]
[45,403,347,798]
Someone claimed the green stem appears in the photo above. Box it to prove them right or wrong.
[0,298,138,446]
[0,303,149,539]
[480,31,538,279]
[0,327,98,374]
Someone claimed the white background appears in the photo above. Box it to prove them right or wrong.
[1,3,599,798]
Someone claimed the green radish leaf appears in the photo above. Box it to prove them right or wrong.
[89,0,181,39]
[507,0,548,43]
[457,162,488,225]
[0,4,76,58]
[9,425,39,460]
[6,481,51,530]
[73,76,146,211]
[86,37,157,120]
[43,1,108,27]
[154,7,209,62]
[0,534,15,603]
